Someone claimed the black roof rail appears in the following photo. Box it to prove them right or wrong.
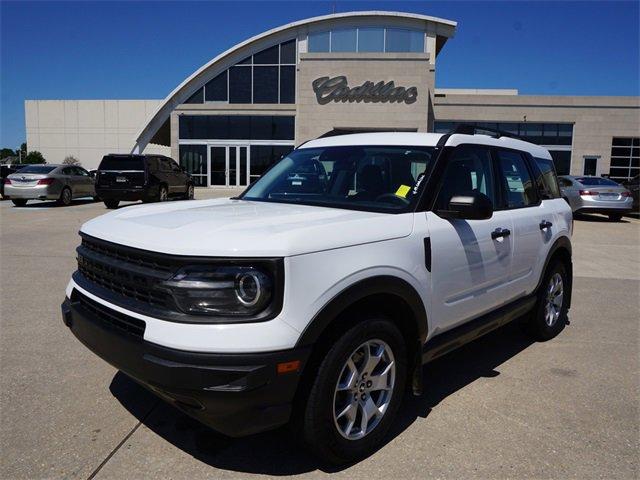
[449,123,523,140]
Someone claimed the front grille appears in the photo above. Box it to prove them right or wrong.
[72,290,145,338]
[81,237,173,273]
[77,235,175,310]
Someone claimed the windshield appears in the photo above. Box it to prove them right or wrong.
[576,177,619,186]
[241,145,437,212]
[99,156,145,171]
[15,165,56,174]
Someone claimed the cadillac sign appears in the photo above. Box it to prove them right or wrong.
[312,76,418,105]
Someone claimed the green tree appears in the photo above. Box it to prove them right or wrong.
[24,151,46,164]
[62,155,81,166]
[0,148,15,160]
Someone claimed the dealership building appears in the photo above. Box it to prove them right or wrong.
[25,11,639,186]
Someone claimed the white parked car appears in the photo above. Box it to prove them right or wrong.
[62,130,573,464]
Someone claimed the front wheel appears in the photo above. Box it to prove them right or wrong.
[527,261,569,341]
[608,213,622,222]
[301,318,407,464]
[184,184,194,200]
[157,185,168,202]
[104,199,119,209]
[12,199,27,207]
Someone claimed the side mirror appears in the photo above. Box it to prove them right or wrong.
[438,191,493,220]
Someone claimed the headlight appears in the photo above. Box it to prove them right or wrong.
[161,265,273,316]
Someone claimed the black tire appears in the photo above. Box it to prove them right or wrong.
[92,196,100,202]
[301,318,407,464]
[157,185,168,202]
[12,199,27,207]
[104,199,119,209]
[608,214,622,222]
[184,183,194,200]
[527,261,569,341]
[57,187,72,206]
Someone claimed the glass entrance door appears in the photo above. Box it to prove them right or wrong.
[209,145,249,187]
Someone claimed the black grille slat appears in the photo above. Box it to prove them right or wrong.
[77,236,174,310]
[72,290,145,338]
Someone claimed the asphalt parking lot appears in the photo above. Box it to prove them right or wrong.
[1,192,638,479]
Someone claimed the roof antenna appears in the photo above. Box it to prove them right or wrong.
[332,2,336,14]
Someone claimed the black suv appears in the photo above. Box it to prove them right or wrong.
[95,154,193,209]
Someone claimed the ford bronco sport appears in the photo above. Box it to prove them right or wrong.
[62,128,573,464]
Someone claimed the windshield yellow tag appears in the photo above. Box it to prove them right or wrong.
[395,185,411,198]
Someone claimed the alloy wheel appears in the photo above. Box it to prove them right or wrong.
[333,339,396,440]
[544,273,564,326]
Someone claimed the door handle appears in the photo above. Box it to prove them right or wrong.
[539,220,553,230]
[491,228,511,240]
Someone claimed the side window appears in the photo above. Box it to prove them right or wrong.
[159,158,172,172]
[170,160,182,172]
[497,150,538,208]
[533,157,561,198]
[62,167,74,175]
[435,145,496,210]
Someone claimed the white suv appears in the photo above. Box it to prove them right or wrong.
[62,130,573,463]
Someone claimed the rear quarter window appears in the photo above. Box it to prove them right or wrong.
[533,157,561,198]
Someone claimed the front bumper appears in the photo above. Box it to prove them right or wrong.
[3,184,60,200]
[61,294,310,437]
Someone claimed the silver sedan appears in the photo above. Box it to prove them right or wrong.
[558,175,634,221]
[4,164,96,207]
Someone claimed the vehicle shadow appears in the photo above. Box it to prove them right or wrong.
[109,319,538,475]
[574,213,631,223]
[8,198,97,208]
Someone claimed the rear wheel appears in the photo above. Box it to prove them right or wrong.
[104,199,119,209]
[608,213,622,222]
[301,318,407,464]
[527,261,568,341]
[57,187,72,206]
[11,199,27,207]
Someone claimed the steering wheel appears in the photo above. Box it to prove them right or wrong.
[375,193,410,206]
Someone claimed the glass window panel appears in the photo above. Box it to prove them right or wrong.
[435,145,496,209]
[272,115,295,140]
[204,71,228,102]
[228,115,251,139]
[254,44,279,64]
[609,167,630,178]
[612,147,632,157]
[280,66,295,104]
[612,137,633,146]
[550,151,571,175]
[611,157,630,167]
[253,66,279,103]
[250,116,272,140]
[631,158,639,168]
[179,145,207,186]
[385,28,424,52]
[280,39,296,64]
[229,66,252,103]
[497,150,537,208]
[308,31,330,52]
[331,28,357,52]
[184,88,203,104]
[357,27,384,52]
[542,124,558,136]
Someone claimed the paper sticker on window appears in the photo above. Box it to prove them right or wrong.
[395,184,411,198]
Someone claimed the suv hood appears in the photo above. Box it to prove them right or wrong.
[81,198,414,257]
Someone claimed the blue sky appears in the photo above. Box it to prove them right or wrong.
[1,1,638,148]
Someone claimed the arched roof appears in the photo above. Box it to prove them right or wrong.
[133,11,457,153]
